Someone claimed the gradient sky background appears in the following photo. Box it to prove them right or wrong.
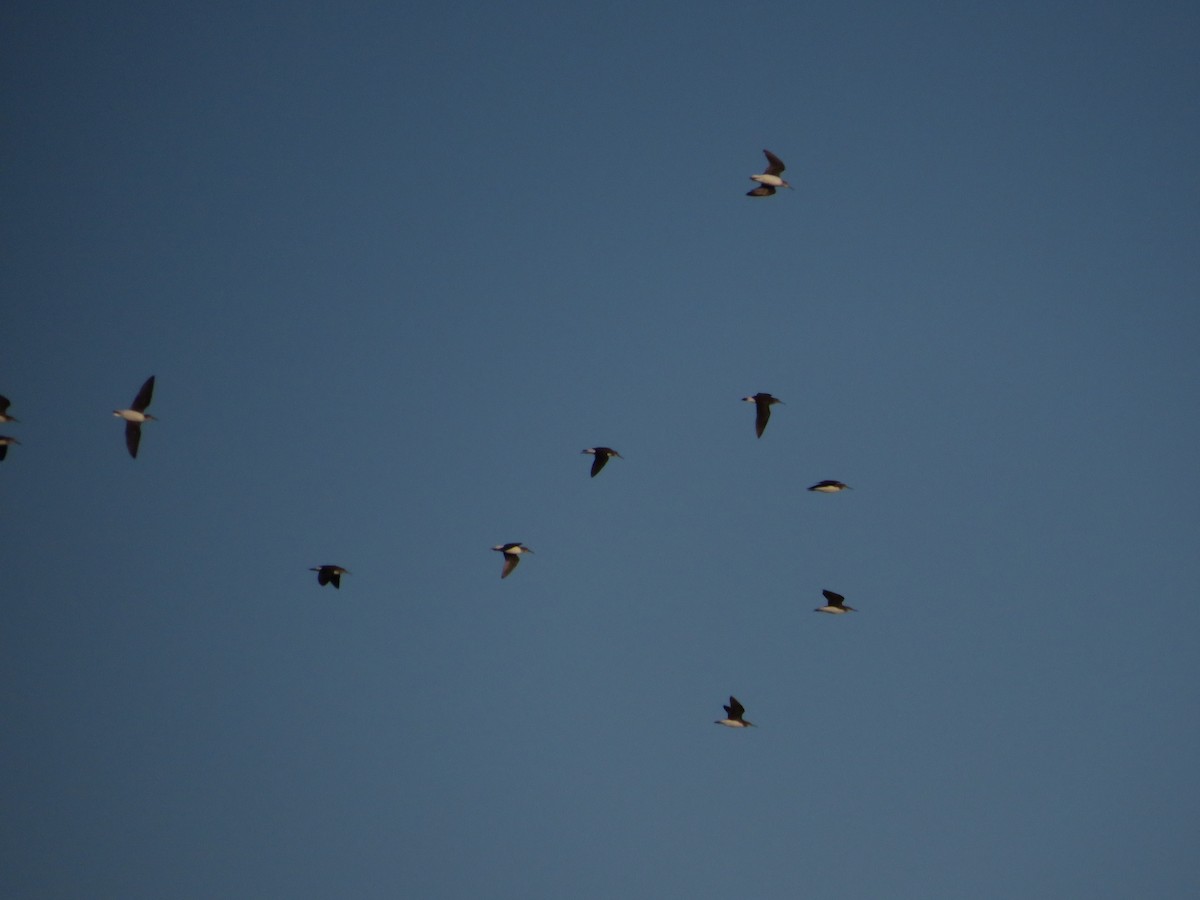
[4,2,1199,898]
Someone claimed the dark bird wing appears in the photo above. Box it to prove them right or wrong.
[590,454,609,477]
[501,553,520,579]
[822,589,846,606]
[746,185,776,197]
[315,568,331,585]
[124,422,142,458]
[726,696,746,719]
[329,572,341,589]
[754,399,771,438]
[762,149,786,176]
[0,445,7,461]
[131,376,155,412]
[0,395,10,415]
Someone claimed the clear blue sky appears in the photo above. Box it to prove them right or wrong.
[4,2,1198,897]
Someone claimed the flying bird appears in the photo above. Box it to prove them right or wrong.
[310,565,350,589]
[492,542,533,579]
[581,447,623,478]
[0,395,17,423]
[113,376,156,458]
[714,696,755,728]
[815,589,856,614]
[746,149,792,197]
[0,435,18,461]
[742,392,782,438]
[808,480,851,493]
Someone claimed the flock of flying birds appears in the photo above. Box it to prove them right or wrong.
[1,150,855,730]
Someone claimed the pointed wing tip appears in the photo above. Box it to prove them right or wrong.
[124,422,141,458]
[132,375,156,411]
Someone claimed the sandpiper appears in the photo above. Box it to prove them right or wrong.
[0,435,19,461]
[113,376,156,459]
[742,392,782,438]
[310,565,350,589]
[715,696,755,728]
[815,589,856,614]
[0,395,17,424]
[747,149,792,197]
[582,447,623,478]
[492,543,533,579]
[808,480,851,493]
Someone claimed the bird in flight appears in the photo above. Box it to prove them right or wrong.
[0,435,18,461]
[714,696,756,728]
[808,480,851,493]
[814,589,856,614]
[310,565,350,589]
[581,447,623,478]
[746,149,792,197]
[113,376,157,458]
[492,543,533,579]
[742,392,783,438]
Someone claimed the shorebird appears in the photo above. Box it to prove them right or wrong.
[582,447,623,478]
[815,589,856,614]
[310,565,350,589]
[715,696,755,728]
[747,149,792,197]
[492,543,533,579]
[113,376,156,458]
[0,395,17,424]
[742,392,782,438]
[808,480,851,493]
[0,435,18,461]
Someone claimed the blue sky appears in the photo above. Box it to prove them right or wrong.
[4,2,1198,897]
